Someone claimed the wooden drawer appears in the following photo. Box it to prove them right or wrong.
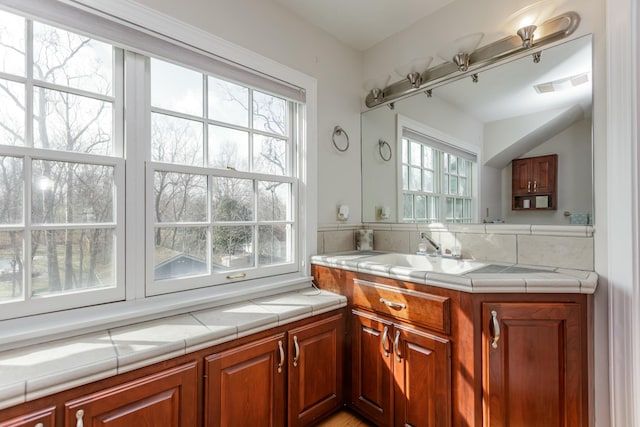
[353,279,450,334]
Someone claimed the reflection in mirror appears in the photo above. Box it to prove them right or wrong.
[361,35,592,226]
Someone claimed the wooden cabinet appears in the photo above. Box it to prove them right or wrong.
[205,334,286,427]
[0,406,55,427]
[511,154,557,210]
[64,362,198,427]
[481,301,587,427]
[204,312,345,427]
[350,277,453,427]
[287,313,344,427]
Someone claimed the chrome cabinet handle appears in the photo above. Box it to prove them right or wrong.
[76,409,85,427]
[277,340,285,373]
[226,272,246,280]
[394,330,402,362]
[293,335,300,367]
[490,310,501,349]
[527,181,531,192]
[534,181,537,192]
[381,325,390,357]
[379,298,406,310]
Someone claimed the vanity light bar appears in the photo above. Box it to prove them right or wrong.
[365,11,580,109]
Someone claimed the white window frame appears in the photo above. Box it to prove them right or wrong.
[0,13,126,320]
[0,0,317,349]
[396,114,480,224]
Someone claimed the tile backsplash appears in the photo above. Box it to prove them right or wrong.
[316,223,594,271]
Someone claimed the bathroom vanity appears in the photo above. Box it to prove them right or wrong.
[311,252,595,427]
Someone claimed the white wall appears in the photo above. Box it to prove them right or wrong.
[132,0,364,227]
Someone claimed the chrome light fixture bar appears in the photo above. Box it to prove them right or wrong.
[364,11,580,109]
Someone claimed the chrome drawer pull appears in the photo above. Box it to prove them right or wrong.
[76,409,85,427]
[490,310,501,349]
[379,298,406,310]
[293,335,300,367]
[277,340,285,373]
[394,330,402,362]
[381,325,390,357]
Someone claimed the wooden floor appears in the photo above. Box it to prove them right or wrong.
[314,409,374,427]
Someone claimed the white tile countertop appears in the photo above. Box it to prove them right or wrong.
[311,251,598,294]
[0,288,346,411]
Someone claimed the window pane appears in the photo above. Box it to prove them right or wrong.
[449,175,458,195]
[423,146,433,169]
[31,228,114,294]
[422,170,434,193]
[33,22,112,96]
[402,166,408,191]
[409,167,421,191]
[258,181,289,221]
[464,199,471,218]
[151,58,202,116]
[212,225,253,270]
[253,91,287,136]
[208,76,248,127]
[152,113,203,166]
[32,161,114,224]
[154,227,207,280]
[428,196,439,220]
[402,138,408,164]
[403,194,413,220]
[409,141,421,166]
[0,156,23,224]
[154,172,207,223]
[212,177,253,222]
[258,224,290,266]
[33,87,113,155]
[459,177,467,195]
[0,231,23,302]
[443,153,449,172]
[449,155,458,174]
[455,198,464,219]
[446,197,453,220]
[0,10,25,76]
[254,135,287,176]
[208,125,249,171]
[0,79,25,146]
[415,195,426,220]
[459,159,468,177]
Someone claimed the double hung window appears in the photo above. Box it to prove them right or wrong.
[0,4,306,320]
[400,126,477,223]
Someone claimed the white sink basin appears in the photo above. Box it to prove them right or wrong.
[362,253,485,275]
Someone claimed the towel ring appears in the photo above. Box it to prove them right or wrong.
[378,139,392,161]
[332,126,349,152]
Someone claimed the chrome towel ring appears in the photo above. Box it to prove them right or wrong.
[332,126,349,152]
[378,139,392,161]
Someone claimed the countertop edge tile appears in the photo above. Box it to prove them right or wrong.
[470,278,527,293]
[27,364,118,401]
[0,382,25,411]
[236,321,281,339]
[186,332,238,354]
[117,347,186,375]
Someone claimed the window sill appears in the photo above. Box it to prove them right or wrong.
[0,274,312,351]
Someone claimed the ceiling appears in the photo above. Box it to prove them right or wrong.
[272,0,455,51]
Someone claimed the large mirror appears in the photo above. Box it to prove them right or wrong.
[361,35,593,225]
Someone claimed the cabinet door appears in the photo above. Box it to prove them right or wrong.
[351,311,393,427]
[0,406,55,427]
[511,158,532,195]
[205,334,286,427]
[287,312,344,427]
[64,362,198,427]
[483,302,585,427]
[393,325,451,427]
[531,154,557,194]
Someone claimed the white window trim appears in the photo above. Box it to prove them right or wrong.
[0,0,318,350]
[396,114,481,223]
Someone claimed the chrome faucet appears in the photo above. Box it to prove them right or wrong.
[419,232,441,256]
